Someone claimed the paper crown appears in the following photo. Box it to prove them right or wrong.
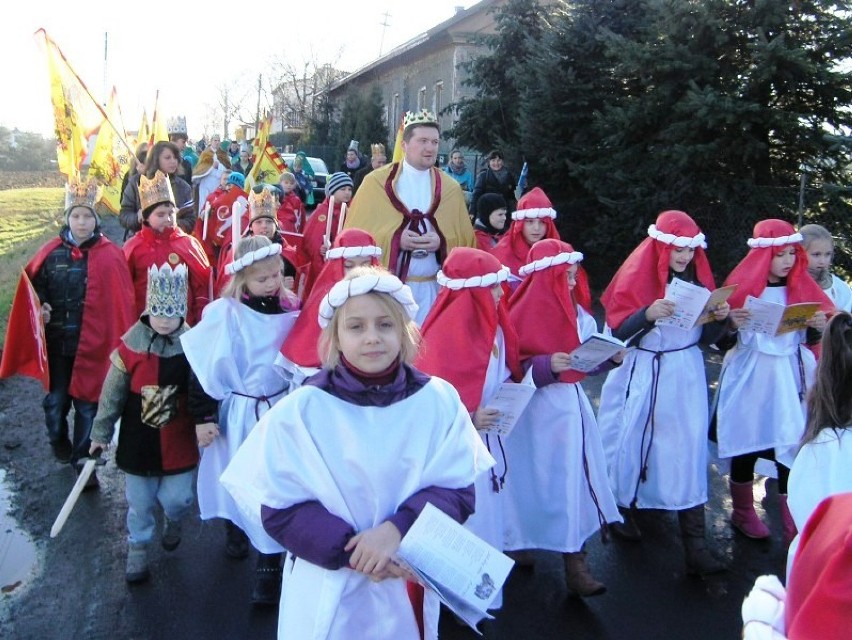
[139,170,175,212]
[249,187,278,221]
[145,263,188,318]
[348,140,359,151]
[64,176,100,212]
[403,109,438,129]
[371,143,386,157]
[167,116,187,135]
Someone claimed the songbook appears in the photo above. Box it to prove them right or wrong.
[397,503,515,633]
[656,279,738,331]
[567,333,626,373]
[740,296,821,336]
[483,368,536,438]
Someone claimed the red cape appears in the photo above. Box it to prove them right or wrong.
[299,199,346,301]
[16,235,135,402]
[490,217,559,277]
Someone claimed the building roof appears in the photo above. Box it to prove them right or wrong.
[329,0,502,93]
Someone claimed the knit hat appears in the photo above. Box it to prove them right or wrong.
[64,176,101,225]
[227,172,245,190]
[723,219,833,313]
[475,193,508,235]
[491,187,560,277]
[325,172,354,197]
[601,210,715,330]
[417,247,522,413]
[786,492,852,639]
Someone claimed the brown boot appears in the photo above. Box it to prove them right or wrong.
[610,506,642,541]
[678,505,725,576]
[563,551,606,597]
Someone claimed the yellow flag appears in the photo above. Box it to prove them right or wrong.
[137,110,150,150]
[89,87,132,214]
[392,115,404,163]
[251,143,287,187]
[37,29,104,178]
[246,114,273,191]
[149,91,169,145]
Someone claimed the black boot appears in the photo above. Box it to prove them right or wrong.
[678,505,725,576]
[611,506,642,541]
[252,553,283,606]
[224,521,249,559]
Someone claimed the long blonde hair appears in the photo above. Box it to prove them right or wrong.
[220,235,283,299]
[317,266,420,369]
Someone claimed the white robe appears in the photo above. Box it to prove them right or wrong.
[827,273,852,313]
[221,377,494,640]
[503,308,621,552]
[180,298,297,552]
[786,427,852,579]
[714,286,814,463]
[598,305,710,510]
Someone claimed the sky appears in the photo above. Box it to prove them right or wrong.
[4,0,476,140]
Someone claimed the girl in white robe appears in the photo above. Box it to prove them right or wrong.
[597,211,729,576]
[714,219,830,545]
[800,224,852,313]
[221,267,493,640]
[503,239,622,596]
[416,247,524,611]
[182,234,298,604]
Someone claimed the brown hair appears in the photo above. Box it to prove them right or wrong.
[220,235,283,299]
[144,141,183,178]
[803,311,852,444]
[403,122,440,143]
[317,266,420,369]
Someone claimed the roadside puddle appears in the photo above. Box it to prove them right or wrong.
[0,469,37,595]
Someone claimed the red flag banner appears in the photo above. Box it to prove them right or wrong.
[0,270,50,391]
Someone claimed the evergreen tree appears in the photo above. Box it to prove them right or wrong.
[334,86,389,164]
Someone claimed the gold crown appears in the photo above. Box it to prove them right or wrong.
[249,187,278,221]
[371,143,386,157]
[64,176,100,211]
[139,170,175,212]
[403,109,438,129]
[145,263,188,318]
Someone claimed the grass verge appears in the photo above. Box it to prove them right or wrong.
[0,188,65,340]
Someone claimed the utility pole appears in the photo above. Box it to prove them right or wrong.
[102,32,108,107]
[379,11,391,57]
[256,74,263,136]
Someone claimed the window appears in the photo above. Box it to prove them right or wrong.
[418,87,427,111]
[434,81,444,116]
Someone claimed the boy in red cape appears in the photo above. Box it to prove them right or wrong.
[123,170,211,326]
[3,177,135,469]
[193,170,248,271]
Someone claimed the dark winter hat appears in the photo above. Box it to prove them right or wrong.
[325,172,354,197]
[475,193,508,235]
[227,172,245,190]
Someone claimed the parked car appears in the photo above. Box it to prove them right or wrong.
[280,153,329,209]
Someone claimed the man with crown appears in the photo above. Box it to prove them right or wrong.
[3,177,135,472]
[167,116,194,182]
[123,170,212,326]
[352,142,387,194]
[345,109,475,324]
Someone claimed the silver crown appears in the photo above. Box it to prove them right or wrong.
[167,116,187,135]
[145,263,188,318]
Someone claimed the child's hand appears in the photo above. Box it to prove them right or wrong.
[550,351,573,373]
[712,302,731,322]
[319,243,329,256]
[282,276,295,291]
[728,308,751,329]
[345,521,402,577]
[473,407,501,431]
[89,441,108,455]
[645,299,676,321]
[611,349,627,364]
[196,423,220,447]
[807,310,827,331]
[40,303,52,323]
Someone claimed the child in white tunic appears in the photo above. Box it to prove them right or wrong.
[714,219,830,545]
[182,234,298,605]
[597,210,729,576]
[503,239,622,596]
[786,311,852,577]
[416,247,523,610]
[799,224,852,313]
[221,267,493,640]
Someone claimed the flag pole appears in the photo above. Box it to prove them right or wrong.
[35,28,136,159]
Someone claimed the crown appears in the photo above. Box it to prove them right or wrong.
[65,176,100,211]
[139,170,175,212]
[167,116,187,135]
[403,109,438,129]
[371,143,386,157]
[145,263,188,318]
[248,187,278,221]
